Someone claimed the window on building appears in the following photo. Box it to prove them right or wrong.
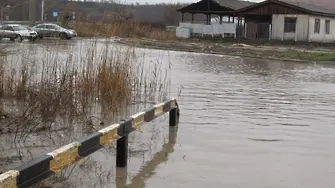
[284,17,296,33]
[314,18,320,34]
[325,20,330,34]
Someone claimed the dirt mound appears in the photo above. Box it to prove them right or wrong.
[231,43,252,48]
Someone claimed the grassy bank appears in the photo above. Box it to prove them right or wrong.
[120,38,335,62]
[281,51,335,61]
[69,21,176,40]
[62,20,335,62]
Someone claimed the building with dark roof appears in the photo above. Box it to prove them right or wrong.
[215,0,255,10]
[176,0,335,43]
[236,0,335,42]
[177,0,254,24]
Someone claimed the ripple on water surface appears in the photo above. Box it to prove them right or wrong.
[154,52,335,188]
[2,42,335,188]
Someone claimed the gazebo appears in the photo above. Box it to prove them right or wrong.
[176,0,254,38]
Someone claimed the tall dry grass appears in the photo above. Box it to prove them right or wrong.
[0,39,171,142]
[0,48,6,120]
[70,20,176,40]
[0,60,4,98]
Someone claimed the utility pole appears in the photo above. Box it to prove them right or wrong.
[1,7,3,24]
[29,0,36,26]
[41,0,44,22]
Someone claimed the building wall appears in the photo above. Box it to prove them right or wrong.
[308,15,335,43]
[271,14,309,41]
[272,14,335,43]
[271,14,285,40]
[296,15,309,41]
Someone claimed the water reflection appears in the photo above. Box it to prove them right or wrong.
[115,167,127,188]
[181,52,335,84]
[182,52,309,75]
[115,125,178,188]
[127,126,177,188]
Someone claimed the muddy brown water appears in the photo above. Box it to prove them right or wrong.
[1,38,335,188]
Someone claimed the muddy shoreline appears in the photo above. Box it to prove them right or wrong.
[118,38,335,64]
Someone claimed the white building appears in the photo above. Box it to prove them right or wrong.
[272,14,335,43]
[237,0,335,43]
[177,0,335,43]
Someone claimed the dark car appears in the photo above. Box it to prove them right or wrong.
[30,23,77,40]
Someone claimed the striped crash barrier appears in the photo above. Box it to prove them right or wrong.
[0,98,180,188]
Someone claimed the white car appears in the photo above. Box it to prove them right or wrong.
[0,24,38,41]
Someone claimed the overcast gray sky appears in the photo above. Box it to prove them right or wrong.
[122,0,264,4]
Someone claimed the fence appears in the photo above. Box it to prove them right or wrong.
[177,22,237,38]
[0,98,180,188]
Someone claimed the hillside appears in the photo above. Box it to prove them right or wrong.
[2,0,189,26]
[286,0,335,10]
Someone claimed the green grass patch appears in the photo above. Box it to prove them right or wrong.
[280,51,335,61]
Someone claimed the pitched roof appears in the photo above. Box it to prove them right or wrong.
[177,0,256,12]
[278,0,334,15]
[215,0,255,10]
[236,0,335,17]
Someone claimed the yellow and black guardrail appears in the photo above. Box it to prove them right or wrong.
[0,98,180,188]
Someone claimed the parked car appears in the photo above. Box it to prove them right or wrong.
[30,23,77,40]
[0,24,38,41]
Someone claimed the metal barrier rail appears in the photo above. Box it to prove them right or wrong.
[0,98,180,188]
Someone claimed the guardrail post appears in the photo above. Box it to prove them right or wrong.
[116,135,128,167]
[169,107,178,127]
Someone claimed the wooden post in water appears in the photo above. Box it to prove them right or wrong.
[116,135,128,167]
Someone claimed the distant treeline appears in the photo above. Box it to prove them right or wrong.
[0,0,207,26]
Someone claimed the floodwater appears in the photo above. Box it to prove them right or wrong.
[1,38,335,188]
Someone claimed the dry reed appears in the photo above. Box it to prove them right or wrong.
[0,50,6,120]
[70,20,176,40]
[0,38,170,142]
